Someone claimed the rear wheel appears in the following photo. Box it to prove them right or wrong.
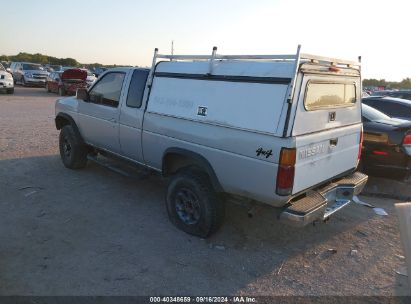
[46,83,51,92]
[59,125,88,169]
[166,169,225,238]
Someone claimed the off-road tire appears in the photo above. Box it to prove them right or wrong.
[6,88,14,94]
[46,83,51,93]
[59,125,88,169]
[166,169,225,238]
[21,77,26,87]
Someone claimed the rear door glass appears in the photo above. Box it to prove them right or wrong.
[305,81,356,110]
[126,69,149,108]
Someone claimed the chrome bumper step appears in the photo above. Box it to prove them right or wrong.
[280,172,368,227]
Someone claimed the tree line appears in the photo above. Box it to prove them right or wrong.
[0,52,79,67]
[362,78,411,90]
[0,52,117,69]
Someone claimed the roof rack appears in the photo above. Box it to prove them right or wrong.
[147,45,360,85]
[300,53,361,68]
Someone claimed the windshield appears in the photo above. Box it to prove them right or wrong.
[23,64,43,71]
[362,103,391,121]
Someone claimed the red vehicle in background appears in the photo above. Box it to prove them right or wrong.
[45,68,87,96]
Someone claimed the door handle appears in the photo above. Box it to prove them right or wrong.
[330,138,338,147]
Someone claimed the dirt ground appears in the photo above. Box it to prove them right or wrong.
[0,87,409,296]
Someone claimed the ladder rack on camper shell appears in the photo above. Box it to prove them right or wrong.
[146,45,361,108]
[148,44,361,76]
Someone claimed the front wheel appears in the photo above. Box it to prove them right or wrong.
[59,125,88,169]
[6,88,14,94]
[46,83,51,92]
[166,169,225,238]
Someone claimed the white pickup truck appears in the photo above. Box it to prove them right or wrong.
[55,46,368,237]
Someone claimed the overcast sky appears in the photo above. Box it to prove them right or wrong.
[1,0,410,81]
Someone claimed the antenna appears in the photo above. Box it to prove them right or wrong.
[209,46,217,74]
[171,40,174,57]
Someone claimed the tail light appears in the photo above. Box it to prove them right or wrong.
[372,150,388,156]
[403,134,411,145]
[358,127,363,161]
[276,148,296,196]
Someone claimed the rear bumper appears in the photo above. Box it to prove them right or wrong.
[280,172,368,227]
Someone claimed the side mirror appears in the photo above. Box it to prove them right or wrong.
[6,68,11,73]
[76,88,89,101]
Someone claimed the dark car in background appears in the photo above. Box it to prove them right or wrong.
[362,97,411,121]
[45,68,87,96]
[361,104,411,179]
[385,90,411,101]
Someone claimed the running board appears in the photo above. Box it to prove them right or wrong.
[87,154,151,180]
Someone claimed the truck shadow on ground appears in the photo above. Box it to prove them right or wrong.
[0,155,409,296]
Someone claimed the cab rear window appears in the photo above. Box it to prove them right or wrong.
[304,81,356,110]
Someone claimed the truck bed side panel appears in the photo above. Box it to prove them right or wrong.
[142,112,291,206]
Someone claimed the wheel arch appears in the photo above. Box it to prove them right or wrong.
[162,148,223,193]
[55,112,84,142]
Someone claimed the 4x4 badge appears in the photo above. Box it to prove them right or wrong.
[197,106,207,116]
[256,147,273,158]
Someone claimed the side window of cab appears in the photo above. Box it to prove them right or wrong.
[88,72,125,108]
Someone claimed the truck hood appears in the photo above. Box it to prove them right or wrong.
[61,69,87,81]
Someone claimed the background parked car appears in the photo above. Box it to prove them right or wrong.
[46,68,87,96]
[44,64,63,73]
[370,90,393,97]
[9,62,49,87]
[0,63,14,94]
[384,90,411,101]
[361,104,411,179]
[82,69,97,87]
[1,61,11,70]
[93,67,107,77]
[362,97,411,121]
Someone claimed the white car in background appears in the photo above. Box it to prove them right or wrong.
[82,69,97,87]
[0,63,14,94]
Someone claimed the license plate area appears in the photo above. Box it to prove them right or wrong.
[323,186,354,219]
[336,186,354,201]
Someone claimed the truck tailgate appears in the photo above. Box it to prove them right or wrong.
[290,74,362,194]
[293,124,361,194]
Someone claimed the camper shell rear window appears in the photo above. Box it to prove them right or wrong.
[304,81,357,110]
